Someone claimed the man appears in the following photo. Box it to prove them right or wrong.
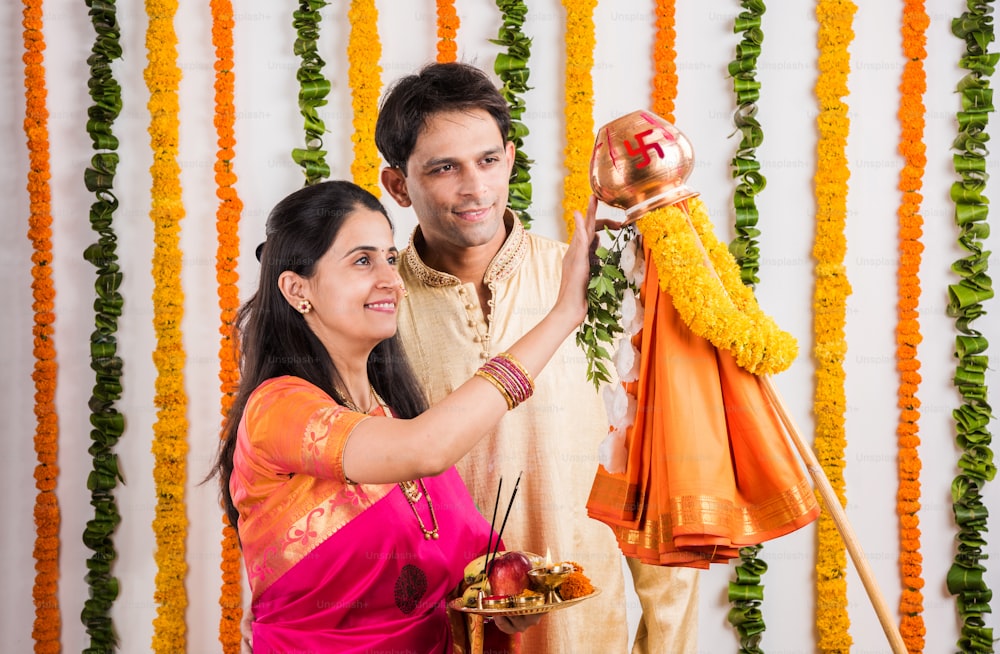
[376,61,699,653]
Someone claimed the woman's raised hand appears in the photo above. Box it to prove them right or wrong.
[556,194,599,326]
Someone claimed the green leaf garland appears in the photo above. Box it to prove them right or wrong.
[727,0,766,288]
[948,2,996,651]
[725,3,769,650]
[292,0,331,185]
[491,0,534,228]
[81,1,125,651]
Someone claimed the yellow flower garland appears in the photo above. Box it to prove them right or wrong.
[561,0,596,239]
[348,0,382,195]
[813,0,856,649]
[652,0,677,123]
[896,1,928,650]
[210,0,243,650]
[436,0,459,63]
[23,1,61,651]
[635,199,798,375]
[144,0,190,650]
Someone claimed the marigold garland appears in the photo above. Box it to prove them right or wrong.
[492,0,534,228]
[348,0,382,195]
[947,3,996,651]
[210,0,243,650]
[23,1,61,651]
[436,0,459,63]
[145,0,190,650]
[651,0,677,123]
[561,0,596,239]
[896,1,929,650]
[634,199,798,376]
[812,0,856,649]
[292,0,331,185]
[81,1,126,651]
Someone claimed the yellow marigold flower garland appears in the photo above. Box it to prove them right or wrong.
[896,0,928,649]
[144,0,190,649]
[348,0,382,195]
[651,0,677,123]
[23,1,61,651]
[812,0,856,649]
[210,0,243,650]
[436,0,459,63]
[560,0,596,239]
[634,199,797,376]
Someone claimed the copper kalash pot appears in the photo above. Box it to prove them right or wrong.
[589,109,698,221]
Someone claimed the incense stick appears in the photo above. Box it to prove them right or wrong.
[487,471,522,576]
[481,476,502,578]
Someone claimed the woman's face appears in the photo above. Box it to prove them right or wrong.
[298,206,403,357]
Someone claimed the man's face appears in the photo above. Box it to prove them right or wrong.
[383,108,516,254]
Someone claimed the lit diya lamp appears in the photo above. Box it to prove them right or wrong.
[527,548,576,604]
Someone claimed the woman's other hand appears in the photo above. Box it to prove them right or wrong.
[492,613,543,634]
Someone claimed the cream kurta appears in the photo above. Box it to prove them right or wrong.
[396,215,629,652]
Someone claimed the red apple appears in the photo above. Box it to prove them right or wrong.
[488,551,533,597]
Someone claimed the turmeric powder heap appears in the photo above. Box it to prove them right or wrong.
[559,562,595,600]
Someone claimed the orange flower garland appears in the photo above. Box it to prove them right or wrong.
[23,1,61,651]
[348,0,382,194]
[896,0,928,650]
[812,0,856,649]
[436,0,459,63]
[210,0,243,650]
[651,0,677,123]
[144,0,190,650]
[561,0,596,238]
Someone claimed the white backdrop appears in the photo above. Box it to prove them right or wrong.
[1,1,998,652]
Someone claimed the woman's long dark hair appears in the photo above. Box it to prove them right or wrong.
[212,180,428,532]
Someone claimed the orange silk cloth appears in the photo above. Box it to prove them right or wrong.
[586,244,820,568]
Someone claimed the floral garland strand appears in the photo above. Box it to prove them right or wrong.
[947,3,997,651]
[491,0,534,228]
[23,1,61,651]
[292,0,331,185]
[727,0,766,288]
[812,0,856,649]
[436,0,459,63]
[560,0,596,239]
[210,0,243,650]
[348,0,382,194]
[896,0,928,650]
[635,198,798,376]
[724,5,769,647]
[81,1,126,651]
[651,0,677,122]
[145,0,190,649]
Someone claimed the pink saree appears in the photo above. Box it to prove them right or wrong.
[231,376,514,653]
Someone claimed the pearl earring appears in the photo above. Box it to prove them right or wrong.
[296,299,312,314]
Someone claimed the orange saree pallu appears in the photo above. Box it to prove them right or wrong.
[587,227,820,568]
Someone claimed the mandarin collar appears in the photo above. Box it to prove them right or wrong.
[402,209,529,287]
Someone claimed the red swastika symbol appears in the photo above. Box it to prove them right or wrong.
[623,129,663,169]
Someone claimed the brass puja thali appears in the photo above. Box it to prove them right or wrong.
[448,587,601,617]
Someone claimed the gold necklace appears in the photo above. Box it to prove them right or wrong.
[365,388,442,541]
[335,384,376,414]
[401,479,439,540]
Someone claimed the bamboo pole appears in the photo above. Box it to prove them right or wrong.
[761,375,907,654]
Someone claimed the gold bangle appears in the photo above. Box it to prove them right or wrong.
[475,369,515,410]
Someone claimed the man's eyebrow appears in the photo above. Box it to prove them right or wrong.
[422,147,505,169]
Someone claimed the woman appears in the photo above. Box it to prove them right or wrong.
[213,180,595,653]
